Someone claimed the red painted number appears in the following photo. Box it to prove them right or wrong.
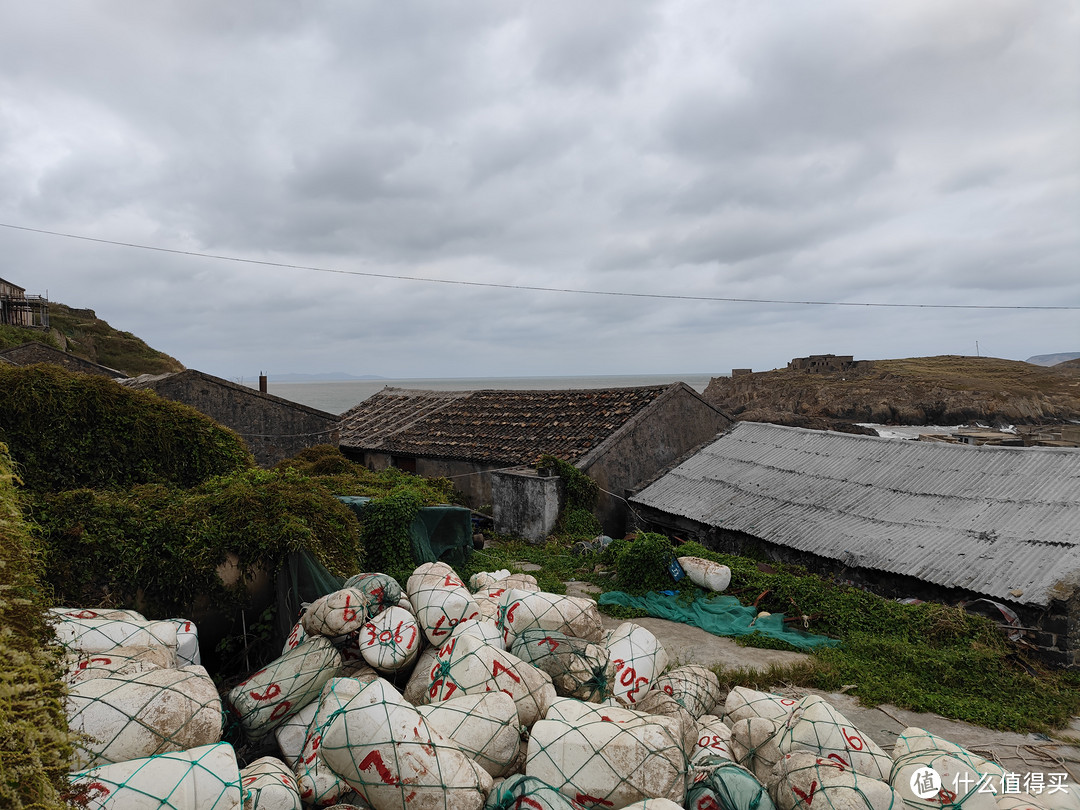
[250,683,282,701]
[792,780,818,805]
[663,684,674,695]
[359,749,400,785]
[269,700,293,721]
[840,727,865,751]
[575,794,614,807]
[242,775,258,787]
[538,636,560,652]
[492,659,522,683]
[826,753,849,769]
[444,574,464,588]
[696,797,720,810]
[342,595,359,623]
[303,734,321,766]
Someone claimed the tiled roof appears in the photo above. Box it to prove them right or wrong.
[630,421,1080,607]
[338,385,677,464]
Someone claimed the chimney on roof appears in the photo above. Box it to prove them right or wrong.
[259,373,267,394]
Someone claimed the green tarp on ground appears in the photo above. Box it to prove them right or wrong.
[598,590,840,651]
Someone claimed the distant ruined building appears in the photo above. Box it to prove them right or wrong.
[0,278,49,329]
[787,353,859,373]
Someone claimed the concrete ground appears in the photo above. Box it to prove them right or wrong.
[558,576,1080,784]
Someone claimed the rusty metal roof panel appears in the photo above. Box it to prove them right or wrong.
[631,422,1080,607]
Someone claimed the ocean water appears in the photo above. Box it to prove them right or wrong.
[257,373,720,415]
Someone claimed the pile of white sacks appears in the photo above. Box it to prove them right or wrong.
[51,561,1079,810]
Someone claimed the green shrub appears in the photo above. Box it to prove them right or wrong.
[31,468,364,618]
[613,532,680,594]
[0,364,252,491]
[0,446,73,809]
[536,454,602,540]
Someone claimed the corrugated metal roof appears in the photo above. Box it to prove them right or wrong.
[630,422,1080,607]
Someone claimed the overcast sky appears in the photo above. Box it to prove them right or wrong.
[2,1,1077,380]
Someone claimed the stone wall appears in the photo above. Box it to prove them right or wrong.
[0,342,121,377]
[132,370,338,467]
[491,468,563,543]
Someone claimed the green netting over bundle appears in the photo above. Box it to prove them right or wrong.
[598,591,840,650]
[511,629,612,701]
[525,714,688,810]
[240,755,302,810]
[68,742,241,809]
[653,664,723,719]
[226,635,342,741]
[66,666,223,769]
[296,677,371,806]
[320,678,492,810]
[723,687,800,726]
[344,572,405,614]
[686,757,776,810]
[485,775,586,810]
[417,691,524,778]
[771,751,900,810]
[891,728,1005,783]
[729,715,786,785]
[779,696,892,782]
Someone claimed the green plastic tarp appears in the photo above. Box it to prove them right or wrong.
[335,496,474,566]
[597,590,840,651]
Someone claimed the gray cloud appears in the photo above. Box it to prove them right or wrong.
[1,1,1076,379]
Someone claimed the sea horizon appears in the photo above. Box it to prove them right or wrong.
[245,372,723,415]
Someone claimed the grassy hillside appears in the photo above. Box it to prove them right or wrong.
[0,302,183,376]
[705,355,1080,427]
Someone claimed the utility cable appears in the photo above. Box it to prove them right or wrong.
[3,221,1077,310]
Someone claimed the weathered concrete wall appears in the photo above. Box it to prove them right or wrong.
[491,468,563,543]
[136,371,338,467]
[581,384,732,537]
[633,502,1078,669]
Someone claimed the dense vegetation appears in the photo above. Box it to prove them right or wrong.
[44,302,184,375]
[463,532,1080,733]
[0,445,74,809]
[0,364,253,491]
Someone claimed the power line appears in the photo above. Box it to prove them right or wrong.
[2,221,1076,311]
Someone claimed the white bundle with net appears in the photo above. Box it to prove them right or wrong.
[170,618,202,666]
[604,622,670,707]
[676,556,731,593]
[64,645,176,685]
[607,690,698,754]
[296,677,370,807]
[892,728,1005,783]
[241,756,303,810]
[302,587,374,638]
[779,695,892,782]
[402,645,442,706]
[730,716,786,785]
[511,630,612,701]
[891,751,997,810]
[68,742,241,809]
[275,700,319,769]
[771,750,900,810]
[342,658,384,685]
[498,590,604,645]
[67,664,222,769]
[685,756,776,810]
[428,633,555,728]
[475,573,541,597]
[345,572,406,616]
[544,699,691,767]
[483,774,586,810]
[693,715,734,764]
[360,605,423,673]
[418,691,524,778]
[450,617,506,650]
[996,792,1080,810]
[408,563,483,645]
[472,595,501,622]
[320,677,494,810]
[431,632,555,727]
[525,713,688,810]
[52,615,180,659]
[620,800,686,810]
[469,570,512,590]
[51,606,147,621]
[652,664,722,719]
[283,619,309,655]
[724,687,801,726]
[227,635,342,740]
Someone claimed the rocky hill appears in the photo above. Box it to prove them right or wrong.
[704,356,1080,430]
[0,302,183,377]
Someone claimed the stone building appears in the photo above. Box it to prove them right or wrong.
[0,341,125,378]
[0,278,49,328]
[122,370,338,467]
[338,383,733,538]
[787,354,857,373]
